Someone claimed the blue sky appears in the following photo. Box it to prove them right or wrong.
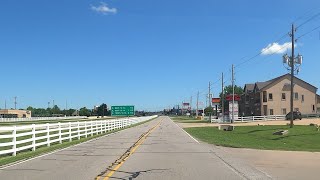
[0,0,320,111]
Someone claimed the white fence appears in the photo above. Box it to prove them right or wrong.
[210,115,286,123]
[0,115,157,156]
[0,116,88,122]
[235,115,286,122]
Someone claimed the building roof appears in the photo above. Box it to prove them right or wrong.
[244,84,255,92]
[247,74,317,93]
[255,81,271,91]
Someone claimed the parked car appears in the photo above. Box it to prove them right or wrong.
[285,111,302,120]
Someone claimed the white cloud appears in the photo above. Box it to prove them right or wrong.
[261,42,293,55]
[91,2,117,15]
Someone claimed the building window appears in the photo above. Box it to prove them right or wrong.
[269,109,274,115]
[313,105,315,112]
[282,108,287,115]
[282,93,286,100]
[268,93,273,101]
[263,91,267,102]
[294,92,299,100]
[302,95,304,102]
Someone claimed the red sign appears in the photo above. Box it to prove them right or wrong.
[226,94,240,101]
[183,103,190,106]
[212,98,220,103]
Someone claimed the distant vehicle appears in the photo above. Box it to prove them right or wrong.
[285,111,302,120]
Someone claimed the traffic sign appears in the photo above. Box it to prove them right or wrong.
[111,106,135,116]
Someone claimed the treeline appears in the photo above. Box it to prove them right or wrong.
[27,103,110,117]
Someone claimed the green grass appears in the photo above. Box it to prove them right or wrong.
[0,118,156,166]
[170,116,210,123]
[185,125,320,152]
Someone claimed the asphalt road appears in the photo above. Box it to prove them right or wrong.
[0,116,272,180]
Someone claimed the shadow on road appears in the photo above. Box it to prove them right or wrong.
[106,168,169,180]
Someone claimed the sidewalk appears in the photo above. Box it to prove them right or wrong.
[218,146,320,180]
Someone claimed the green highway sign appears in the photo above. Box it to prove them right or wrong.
[111,106,135,116]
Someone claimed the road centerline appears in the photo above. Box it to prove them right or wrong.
[95,120,162,180]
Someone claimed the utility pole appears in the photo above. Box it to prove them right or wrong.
[290,24,295,128]
[196,91,199,117]
[181,101,184,116]
[48,102,50,109]
[208,82,211,107]
[232,64,235,123]
[190,96,192,116]
[222,72,224,122]
[53,100,55,107]
[282,23,302,128]
[4,100,7,109]
[14,96,17,110]
[208,81,212,121]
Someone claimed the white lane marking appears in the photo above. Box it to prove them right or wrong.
[170,117,200,144]
[0,123,143,170]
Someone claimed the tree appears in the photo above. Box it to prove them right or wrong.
[219,85,244,114]
[51,105,61,115]
[204,106,213,116]
[79,107,91,117]
[65,109,76,116]
[27,106,33,111]
[97,104,108,117]
[28,107,49,117]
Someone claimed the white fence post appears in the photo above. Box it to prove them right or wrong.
[104,120,107,133]
[107,121,110,131]
[85,122,88,138]
[58,122,62,144]
[91,121,93,137]
[69,122,72,142]
[32,124,36,151]
[100,121,103,134]
[46,123,50,147]
[12,126,17,156]
[77,122,80,140]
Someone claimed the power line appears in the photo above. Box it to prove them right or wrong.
[297,24,320,40]
[234,41,291,75]
[234,10,320,69]
[293,7,320,24]
[178,10,320,112]
[235,33,289,68]
[296,11,320,29]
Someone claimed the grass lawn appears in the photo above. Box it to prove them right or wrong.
[170,116,210,123]
[185,125,320,152]
[0,118,156,166]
